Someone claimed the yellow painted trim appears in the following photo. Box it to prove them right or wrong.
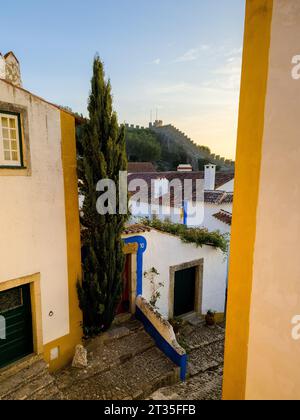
[214,313,225,324]
[43,111,82,372]
[222,0,273,400]
[0,273,43,356]
[123,242,138,255]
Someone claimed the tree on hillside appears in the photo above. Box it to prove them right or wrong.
[77,56,128,335]
[125,128,161,162]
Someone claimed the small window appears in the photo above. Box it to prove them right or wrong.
[0,113,22,167]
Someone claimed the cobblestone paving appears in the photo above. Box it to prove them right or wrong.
[34,319,180,400]
[149,323,225,401]
[27,319,225,400]
[61,347,178,400]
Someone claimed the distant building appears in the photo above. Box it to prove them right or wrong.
[128,162,156,174]
[128,165,234,234]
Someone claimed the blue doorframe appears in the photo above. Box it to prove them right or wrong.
[123,236,147,296]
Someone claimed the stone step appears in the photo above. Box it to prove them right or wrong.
[5,370,55,400]
[188,340,224,377]
[55,329,156,392]
[181,324,225,351]
[0,354,42,382]
[0,357,50,400]
[149,366,223,401]
[60,347,179,400]
[30,382,63,401]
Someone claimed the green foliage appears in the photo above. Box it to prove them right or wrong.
[197,158,212,171]
[159,142,189,170]
[125,127,190,171]
[142,218,228,254]
[77,56,128,336]
[126,128,161,162]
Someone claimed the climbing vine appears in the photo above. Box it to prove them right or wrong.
[142,218,228,254]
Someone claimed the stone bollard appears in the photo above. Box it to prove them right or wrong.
[72,344,88,369]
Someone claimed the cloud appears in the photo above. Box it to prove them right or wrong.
[212,51,242,90]
[149,83,190,95]
[152,58,161,65]
[174,45,211,63]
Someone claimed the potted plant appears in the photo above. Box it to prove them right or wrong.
[205,310,216,327]
[170,318,184,334]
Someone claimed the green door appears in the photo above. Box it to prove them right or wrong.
[174,267,196,317]
[0,285,33,369]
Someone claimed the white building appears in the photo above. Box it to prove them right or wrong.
[0,53,82,372]
[122,226,227,321]
[128,165,234,234]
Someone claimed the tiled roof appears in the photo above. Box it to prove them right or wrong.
[204,191,234,205]
[128,162,156,173]
[215,173,235,189]
[128,171,234,190]
[123,224,151,235]
[213,210,232,226]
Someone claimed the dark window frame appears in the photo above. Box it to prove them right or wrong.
[0,110,24,169]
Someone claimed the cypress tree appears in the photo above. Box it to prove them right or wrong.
[77,56,128,335]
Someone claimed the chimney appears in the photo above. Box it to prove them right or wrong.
[2,52,22,87]
[204,164,216,190]
[177,164,193,173]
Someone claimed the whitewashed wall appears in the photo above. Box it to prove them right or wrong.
[216,179,234,192]
[199,203,232,234]
[130,200,232,234]
[139,230,227,319]
[0,80,70,344]
[129,201,183,224]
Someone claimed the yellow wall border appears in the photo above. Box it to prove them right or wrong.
[122,243,138,314]
[0,273,43,356]
[222,0,273,400]
[43,111,82,371]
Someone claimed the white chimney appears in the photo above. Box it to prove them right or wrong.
[204,164,216,190]
[0,54,5,79]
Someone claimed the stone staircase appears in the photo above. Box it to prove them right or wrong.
[55,318,180,400]
[0,319,225,401]
[0,318,179,401]
[0,355,61,400]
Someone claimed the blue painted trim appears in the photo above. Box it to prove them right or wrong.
[123,236,147,296]
[136,307,188,381]
[124,235,187,381]
[183,201,188,226]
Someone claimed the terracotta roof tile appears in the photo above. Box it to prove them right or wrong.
[128,171,234,190]
[213,210,232,226]
[204,191,233,205]
[123,224,151,235]
[128,162,156,173]
[215,172,235,189]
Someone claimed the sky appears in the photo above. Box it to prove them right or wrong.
[1,0,245,159]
